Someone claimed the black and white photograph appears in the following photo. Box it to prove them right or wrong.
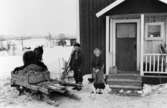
[1,0,167,108]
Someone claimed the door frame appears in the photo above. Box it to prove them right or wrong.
[111,19,140,71]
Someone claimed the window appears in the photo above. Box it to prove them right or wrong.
[116,23,137,38]
[145,22,164,40]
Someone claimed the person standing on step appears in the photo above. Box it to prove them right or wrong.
[69,43,83,91]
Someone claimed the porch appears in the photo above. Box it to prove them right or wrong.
[92,0,167,89]
[105,13,167,77]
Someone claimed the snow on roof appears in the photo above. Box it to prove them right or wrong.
[159,0,167,4]
[96,0,167,18]
[96,0,126,18]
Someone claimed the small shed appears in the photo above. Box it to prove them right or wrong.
[79,0,167,87]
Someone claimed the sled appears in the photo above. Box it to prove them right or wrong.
[11,64,81,102]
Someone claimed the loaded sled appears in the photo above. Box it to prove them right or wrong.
[11,64,81,102]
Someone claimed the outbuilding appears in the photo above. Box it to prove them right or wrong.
[79,0,167,89]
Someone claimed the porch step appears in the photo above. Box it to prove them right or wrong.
[107,73,142,90]
[107,74,142,81]
[108,79,142,86]
[109,85,142,90]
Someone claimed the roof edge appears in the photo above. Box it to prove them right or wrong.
[159,0,167,4]
[96,0,167,18]
[96,0,126,18]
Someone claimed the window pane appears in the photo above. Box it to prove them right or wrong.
[148,25,161,38]
[116,23,137,38]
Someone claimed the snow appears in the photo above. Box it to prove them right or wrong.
[0,46,167,108]
[43,46,73,79]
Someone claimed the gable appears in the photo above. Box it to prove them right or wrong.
[97,0,167,17]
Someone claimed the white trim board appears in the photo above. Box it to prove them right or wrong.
[96,0,125,18]
[140,14,144,76]
[106,16,110,75]
[76,0,80,42]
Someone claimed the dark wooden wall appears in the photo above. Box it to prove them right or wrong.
[79,0,167,75]
[79,0,115,74]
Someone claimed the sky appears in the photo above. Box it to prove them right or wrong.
[0,0,77,37]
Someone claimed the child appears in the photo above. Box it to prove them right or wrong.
[91,48,105,94]
[69,43,83,90]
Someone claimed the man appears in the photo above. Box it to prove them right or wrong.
[69,43,83,90]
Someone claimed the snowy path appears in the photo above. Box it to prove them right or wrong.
[1,76,167,108]
[0,46,167,108]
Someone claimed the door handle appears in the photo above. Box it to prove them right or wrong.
[134,44,136,49]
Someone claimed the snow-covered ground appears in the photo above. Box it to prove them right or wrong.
[0,46,167,108]
[0,46,72,79]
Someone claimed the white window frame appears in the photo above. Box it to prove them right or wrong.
[145,22,164,41]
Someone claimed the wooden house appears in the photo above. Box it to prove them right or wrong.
[79,0,167,89]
